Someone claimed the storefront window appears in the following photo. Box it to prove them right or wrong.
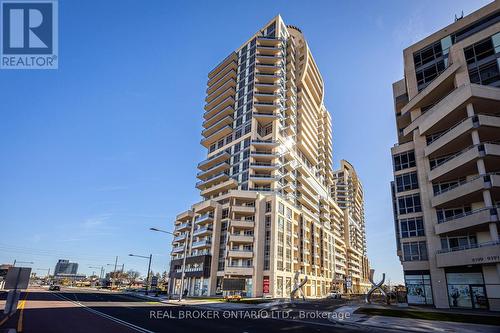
[276,277,283,297]
[404,272,433,304]
[245,278,253,297]
[446,272,487,309]
[202,278,209,296]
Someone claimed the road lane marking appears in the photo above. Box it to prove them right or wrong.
[0,314,10,327]
[52,292,154,333]
[17,291,29,332]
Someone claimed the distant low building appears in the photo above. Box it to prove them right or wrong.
[54,259,79,276]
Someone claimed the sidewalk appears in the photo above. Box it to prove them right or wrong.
[124,292,256,309]
[330,305,500,333]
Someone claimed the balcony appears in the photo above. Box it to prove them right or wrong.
[172,245,185,253]
[229,234,254,243]
[204,96,235,120]
[203,106,234,129]
[207,52,237,80]
[232,205,255,214]
[429,144,499,182]
[255,72,281,83]
[435,206,499,235]
[202,115,233,138]
[173,233,187,242]
[255,54,282,65]
[250,173,277,183]
[249,187,274,192]
[207,69,237,95]
[205,79,237,104]
[256,44,282,55]
[250,163,279,172]
[205,86,236,110]
[225,265,253,276]
[254,82,279,93]
[432,174,500,208]
[196,172,229,190]
[195,213,214,225]
[196,161,230,180]
[200,125,233,148]
[250,150,277,159]
[191,239,211,249]
[227,250,253,258]
[231,220,255,228]
[436,241,500,268]
[417,84,500,136]
[297,193,318,213]
[255,63,281,74]
[174,222,191,232]
[198,151,230,170]
[200,178,238,197]
[251,139,279,147]
[253,111,278,123]
[193,225,213,237]
[256,36,281,46]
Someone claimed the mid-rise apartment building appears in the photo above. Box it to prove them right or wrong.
[54,259,78,276]
[391,1,500,310]
[169,15,369,298]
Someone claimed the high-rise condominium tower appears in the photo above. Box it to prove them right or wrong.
[169,15,369,298]
[391,1,500,310]
[332,160,370,293]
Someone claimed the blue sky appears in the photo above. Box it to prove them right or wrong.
[0,0,492,281]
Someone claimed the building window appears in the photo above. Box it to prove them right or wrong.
[404,272,433,305]
[278,202,285,215]
[436,206,471,223]
[402,241,428,261]
[395,172,419,192]
[440,234,477,251]
[446,271,487,309]
[276,276,283,297]
[464,33,500,86]
[397,194,421,215]
[400,217,425,238]
[393,151,416,171]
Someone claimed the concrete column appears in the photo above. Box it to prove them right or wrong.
[476,158,486,174]
[471,130,481,145]
[489,222,499,242]
[466,103,475,117]
[483,189,493,207]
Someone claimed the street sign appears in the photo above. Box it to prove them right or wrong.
[4,267,31,290]
[345,276,352,289]
[151,276,158,287]
[222,278,245,291]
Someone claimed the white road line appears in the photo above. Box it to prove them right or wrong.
[52,292,154,333]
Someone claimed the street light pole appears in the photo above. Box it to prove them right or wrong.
[129,254,153,295]
[13,260,34,267]
[146,254,152,295]
[150,227,187,301]
[179,242,188,301]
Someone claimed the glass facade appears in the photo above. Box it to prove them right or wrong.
[404,271,433,305]
[446,271,487,309]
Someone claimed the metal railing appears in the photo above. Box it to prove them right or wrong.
[438,205,498,224]
[437,240,500,254]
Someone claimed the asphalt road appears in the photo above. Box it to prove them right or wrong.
[0,288,388,333]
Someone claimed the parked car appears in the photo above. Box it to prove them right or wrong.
[49,285,60,291]
[328,291,341,299]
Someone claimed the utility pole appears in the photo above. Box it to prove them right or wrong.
[145,254,152,295]
[113,256,118,289]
